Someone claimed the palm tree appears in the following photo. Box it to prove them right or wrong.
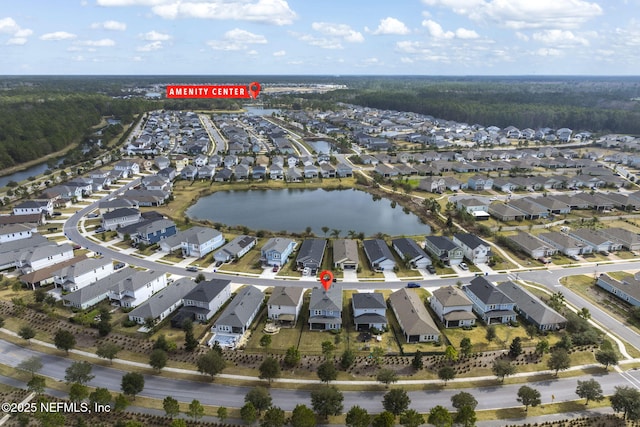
[321,226,330,237]
[330,229,341,238]
[347,230,357,239]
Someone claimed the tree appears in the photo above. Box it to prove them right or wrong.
[372,411,395,427]
[576,379,604,405]
[340,349,356,369]
[547,348,571,375]
[578,307,591,319]
[18,325,36,344]
[399,409,425,427]
[317,361,338,383]
[444,345,458,361]
[428,405,453,427]
[459,338,473,357]
[113,394,129,412]
[163,396,180,418]
[97,307,112,337]
[260,334,272,350]
[121,372,144,400]
[310,385,343,419]
[321,340,336,359]
[595,349,619,370]
[376,368,398,388]
[183,320,198,352]
[382,388,410,416]
[195,273,206,283]
[261,406,285,427]
[485,325,496,342]
[438,366,456,385]
[345,405,370,427]
[96,342,120,364]
[451,391,478,411]
[217,406,228,423]
[492,359,516,382]
[290,404,316,427]
[610,386,640,420]
[27,375,46,394]
[259,356,281,384]
[196,349,226,379]
[69,383,88,402]
[371,347,385,365]
[245,386,272,415]
[525,324,538,340]
[535,339,550,356]
[321,226,329,236]
[149,348,168,372]
[508,337,523,358]
[64,361,94,385]
[284,346,301,368]
[54,329,76,354]
[17,356,43,378]
[187,399,204,420]
[454,405,477,427]
[89,388,112,407]
[411,350,423,370]
[240,402,257,424]
[517,385,542,411]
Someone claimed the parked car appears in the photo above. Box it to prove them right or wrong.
[87,213,99,218]
[459,262,468,270]
[72,245,81,250]
[114,262,126,270]
[94,227,105,233]
[186,266,199,272]
[407,282,421,288]
[52,212,62,217]
[272,265,279,272]
[426,265,436,274]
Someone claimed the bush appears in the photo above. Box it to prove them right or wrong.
[121,319,138,327]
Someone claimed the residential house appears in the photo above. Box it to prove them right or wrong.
[596,274,640,307]
[308,285,343,331]
[296,239,327,275]
[496,281,567,331]
[53,257,114,292]
[352,292,387,331]
[429,286,477,328]
[488,203,525,222]
[211,285,264,341]
[391,237,432,269]
[599,227,640,251]
[214,168,233,182]
[127,219,177,245]
[463,276,517,324]
[455,198,490,220]
[62,268,138,310]
[0,224,36,243]
[107,269,167,308]
[508,198,549,220]
[418,177,446,193]
[213,235,257,263]
[114,160,140,176]
[452,233,492,264]
[19,255,87,290]
[389,288,440,343]
[530,196,571,215]
[505,232,556,261]
[332,239,359,270]
[17,243,75,274]
[362,239,396,271]
[0,234,51,271]
[172,226,225,258]
[336,163,353,178]
[538,232,592,257]
[569,228,622,253]
[268,286,305,326]
[13,200,53,216]
[174,279,232,325]
[269,164,284,180]
[424,235,464,266]
[128,278,199,325]
[304,164,319,179]
[261,237,297,267]
[102,207,142,231]
[234,164,249,180]
[467,175,494,191]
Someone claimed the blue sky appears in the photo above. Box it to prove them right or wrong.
[1,0,638,75]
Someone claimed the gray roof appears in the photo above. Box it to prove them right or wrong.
[102,207,140,221]
[128,278,198,320]
[600,227,640,246]
[352,292,386,310]
[506,232,552,253]
[62,268,137,306]
[183,279,231,304]
[392,238,430,261]
[362,239,394,263]
[539,232,586,250]
[296,239,327,266]
[432,285,473,308]
[53,257,112,280]
[20,243,74,265]
[496,281,567,326]
[214,235,256,259]
[268,286,304,307]
[0,234,51,255]
[333,239,359,265]
[216,285,264,328]
[489,203,525,218]
[425,235,458,251]
[598,274,640,301]
[109,269,165,294]
[569,228,611,246]
[262,237,295,254]
[389,288,439,336]
[166,226,221,246]
[453,233,489,250]
[309,285,343,312]
[135,219,175,236]
[99,199,135,210]
[0,223,35,235]
[465,276,514,305]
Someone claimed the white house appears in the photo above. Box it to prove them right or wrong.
[102,208,141,231]
[175,279,232,324]
[107,269,167,309]
[211,285,264,343]
[213,235,257,263]
[430,286,476,328]
[268,286,305,326]
[17,243,75,274]
[0,224,36,243]
[53,257,114,292]
[128,278,198,325]
[452,233,492,264]
[13,200,53,216]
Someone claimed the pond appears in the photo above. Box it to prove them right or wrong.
[186,188,430,237]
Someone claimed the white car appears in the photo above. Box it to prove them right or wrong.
[459,262,468,270]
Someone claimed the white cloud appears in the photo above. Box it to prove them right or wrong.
[137,41,163,51]
[150,0,297,25]
[273,50,286,56]
[423,0,602,29]
[371,17,410,35]
[455,28,479,39]
[7,37,28,45]
[40,31,77,41]
[422,19,454,39]
[0,17,33,45]
[311,22,364,43]
[0,17,20,34]
[290,32,343,49]
[91,20,127,31]
[532,29,589,46]
[535,47,562,56]
[97,0,168,5]
[140,30,171,41]
[78,38,116,47]
[207,28,267,51]
[516,32,529,41]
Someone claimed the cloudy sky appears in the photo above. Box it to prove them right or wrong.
[1,0,638,75]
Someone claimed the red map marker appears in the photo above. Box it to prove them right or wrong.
[248,82,261,99]
[319,270,334,291]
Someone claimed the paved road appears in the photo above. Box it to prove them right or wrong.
[1,339,638,411]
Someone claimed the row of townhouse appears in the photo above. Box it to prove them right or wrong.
[0,232,75,274]
[179,163,354,182]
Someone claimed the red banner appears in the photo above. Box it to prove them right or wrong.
[166,82,261,99]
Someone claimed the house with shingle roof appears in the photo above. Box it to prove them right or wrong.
[128,278,199,325]
[268,286,305,326]
[107,269,167,308]
[102,207,141,231]
[261,237,297,267]
[389,288,440,343]
[352,292,387,331]
[424,235,464,266]
[296,239,327,275]
[505,232,556,261]
[463,276,516,324]
[333,239,359,270]
[452,233,492,264]
[496,281,567,331]
[392,237,432,269]
[173,279,232,325]
[52,257,114,292]
[212,285,264,337]
[308,285,343,331]
[599,227,640,251]
[430,286,476,328]
[596,273,640,307]
[569,228,622,253]
[538,231,592,257]
[213,235,257,263]
[362,239,396,271]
